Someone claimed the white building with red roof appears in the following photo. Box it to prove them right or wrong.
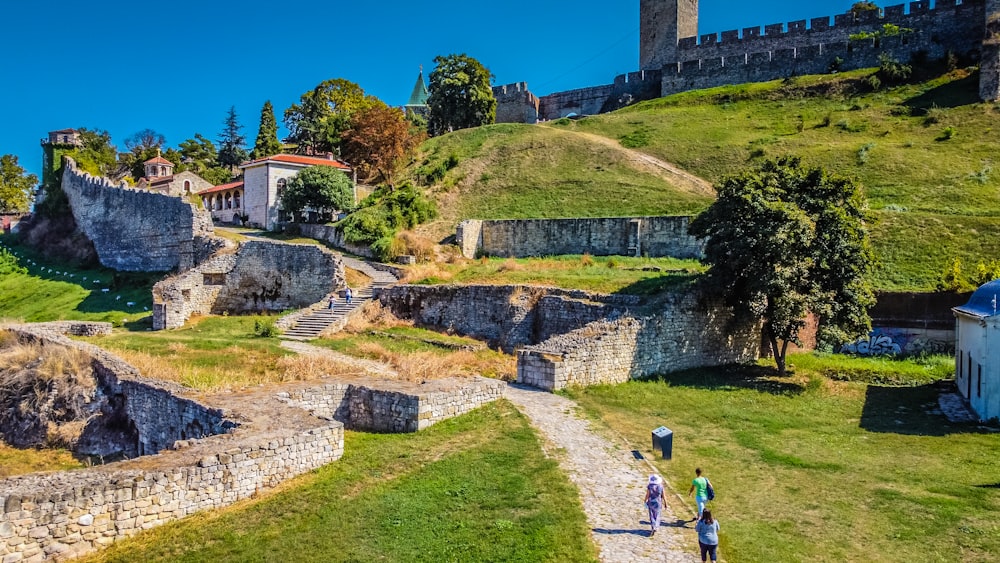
[237,154,353,230]
[199,181,245,224]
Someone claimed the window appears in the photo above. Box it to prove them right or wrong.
[160,166,166,176]
[233,192,241,209]
[225,193,232,209]
[183,180,192,194]
[276,178,287,198]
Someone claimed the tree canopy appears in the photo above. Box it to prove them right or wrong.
[281,166,354,221]
[342,103,424,185]
[283,79,377,156]
[218,106,249,170]
[688,157,876,374]
[427,54,496,136]
[70,129,118,179]
[0,155,37,213]
[251,100,283,160]
[178,134,232,185]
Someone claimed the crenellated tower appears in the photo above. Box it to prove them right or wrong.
[982,0,1000,100]
[640,0,698,70]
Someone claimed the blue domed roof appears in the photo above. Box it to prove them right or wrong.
[954,279,1000,318]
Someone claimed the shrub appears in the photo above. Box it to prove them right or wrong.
[580,254,595,267]
[857,142,876,165]
[339,183,438,260]
[253,319,279,338]
[937,126,956,141]
[877,52,912,84]
[0,247,26,275]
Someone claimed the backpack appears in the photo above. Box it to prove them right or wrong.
[706,480,715,501]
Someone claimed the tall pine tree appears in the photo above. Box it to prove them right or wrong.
[217,106,248,171]
[251,101,283,160]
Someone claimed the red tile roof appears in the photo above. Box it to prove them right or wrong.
[144,156,174,165]
[198,181,244,196]
[240,154,352,171]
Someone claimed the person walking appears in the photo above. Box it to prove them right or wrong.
[687,467,710,520]
[643,474,666,537]
[345,287,353,304]
[695,508,720,562]
[328,295,336,309]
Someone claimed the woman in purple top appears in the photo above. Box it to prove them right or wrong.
[643,474,666,537]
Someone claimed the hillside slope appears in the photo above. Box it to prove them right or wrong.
[408,68,1000,291]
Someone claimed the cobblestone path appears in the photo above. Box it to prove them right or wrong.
[506,384,697,563]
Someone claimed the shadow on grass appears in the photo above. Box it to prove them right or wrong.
[614,274,699,297]
[904,74,980,113]
[860,383,983,436]
[641,364,805,396]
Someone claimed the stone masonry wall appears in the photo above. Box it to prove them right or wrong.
[60,157,224,272]
[516,292,761,390]
[297,223,377,260]
[153,240,343,330]
[493,82,540,124]
[455,216,703,259]
[275,377,507,433]
[0,323,345,561]
[380,284,641,353]
[380,284,760,390]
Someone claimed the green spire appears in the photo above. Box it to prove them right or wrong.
[406,67,429,108]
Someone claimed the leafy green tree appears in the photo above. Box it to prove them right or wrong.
[118,129,168,181]
[178,134,218,169]
[0,155,37,213]
[689,157,876,374]
[283,79,376,156]
[850,1,879,14]
[427,54,496,136]
[70,129,118,179]
[218,106,249,170]
[252,101,283,160]
[281,166,354,221]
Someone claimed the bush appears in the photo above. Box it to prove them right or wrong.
[937,126,956,141]
[338,183,437,261]
[253,319,279,338]
[0,247,26,275]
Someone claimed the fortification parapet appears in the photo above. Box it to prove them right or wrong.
[493,82,541,124]
[60,157,224,272]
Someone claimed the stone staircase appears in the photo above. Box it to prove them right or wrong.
[280,256,398,341]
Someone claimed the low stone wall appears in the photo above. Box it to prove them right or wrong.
[0,323,345,561]
[380,284,760,390]
[276,376,507,432]
[60,157,225,272]
[456,216,704,259]
[297,223,376,260]
[153,240,343,330]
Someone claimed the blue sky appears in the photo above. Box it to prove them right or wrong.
[1,0,893,178]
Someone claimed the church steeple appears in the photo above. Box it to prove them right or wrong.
[404,66,430,115]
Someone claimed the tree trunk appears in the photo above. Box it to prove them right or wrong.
[766,324,788,375]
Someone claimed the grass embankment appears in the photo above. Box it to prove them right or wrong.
[0,237,157,326]
[400,255,704,295]
[411,69,1000,290]
[0,443,83,477]
[566,353,1000,563]
[82,401,598,563]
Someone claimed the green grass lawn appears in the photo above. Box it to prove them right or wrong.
[402,255,704,295]
[0,236,157,326]
[81,401,597,563]
[0,443,84,477]
[407,68,1000,291]
[564,354,1000,563]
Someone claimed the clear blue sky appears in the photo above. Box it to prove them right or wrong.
[1,0,890,178]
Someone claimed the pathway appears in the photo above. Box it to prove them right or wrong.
[505,385,697,563]
[281,256,398,341]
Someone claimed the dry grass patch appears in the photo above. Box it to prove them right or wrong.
[397,262,455,284]
[344,301,413,332]
[344,267,372,290]
[274,354,374,381]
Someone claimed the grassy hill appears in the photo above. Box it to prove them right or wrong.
[409,68,1000,291]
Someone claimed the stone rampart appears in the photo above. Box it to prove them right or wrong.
[297,223,378,260]
[516,291,761,390]
[60,157,224,272]
[152,241,343,330]
[493,82,541,124]
[380,284,641,353]
[455,216,703,259]
[537,70,663,120]
[275,376,506,433]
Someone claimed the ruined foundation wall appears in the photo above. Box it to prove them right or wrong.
[60,158,223,272]
[153,241,343,330]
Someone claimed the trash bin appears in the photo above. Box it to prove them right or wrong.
[651,426,673,460]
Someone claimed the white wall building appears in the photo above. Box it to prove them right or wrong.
[953,279,1000,422]
[239,154,352,231]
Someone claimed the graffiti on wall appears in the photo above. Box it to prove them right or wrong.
[840,328,954,357]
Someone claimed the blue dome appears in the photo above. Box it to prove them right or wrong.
[955,279,1000,318]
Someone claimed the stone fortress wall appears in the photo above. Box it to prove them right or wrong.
[499,1,1000,122]
[60,157,224,272]
[0,322,506,561]
[456,216,703,259]
[152,241,345,330]
[379,284,760,390]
